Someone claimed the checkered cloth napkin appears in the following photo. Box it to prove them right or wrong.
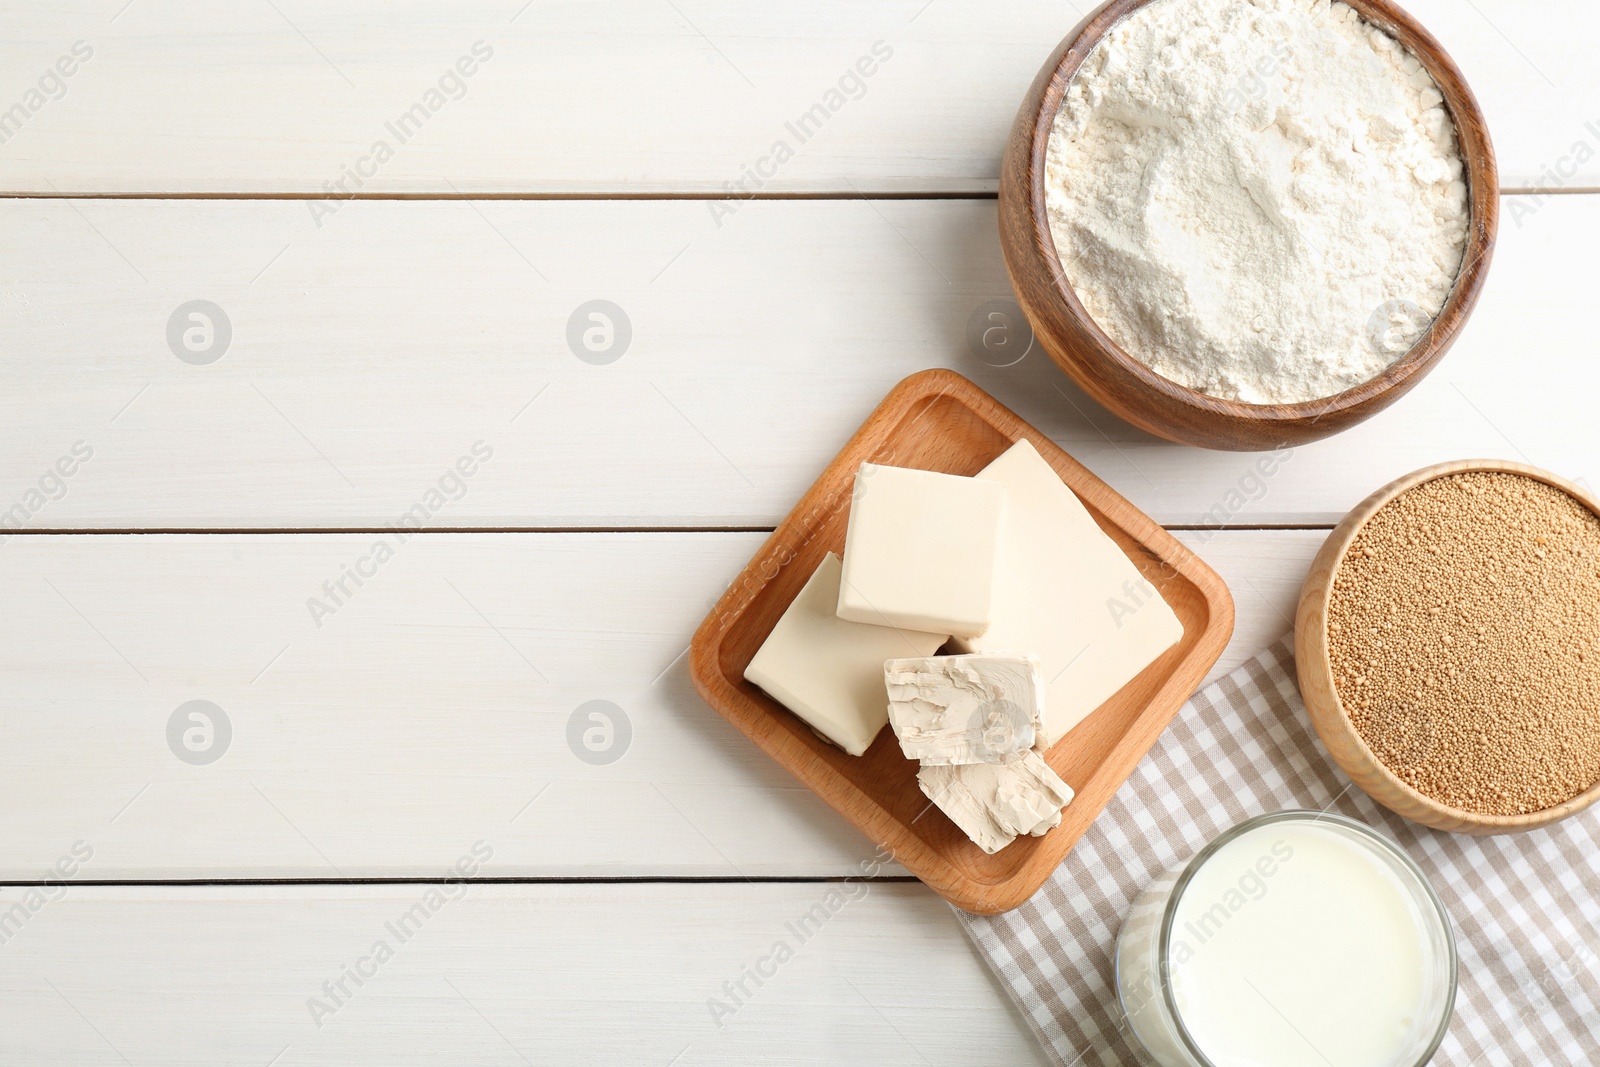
[956,637,1600,1065]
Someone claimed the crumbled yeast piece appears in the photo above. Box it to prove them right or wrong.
[917,753,1075,855]
[885,653,1044,765]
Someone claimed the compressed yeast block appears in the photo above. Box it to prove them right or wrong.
[917,753,1074,855]
[957,440,1183,747]
[744,553,947,757]
[836,463,1006,639]
[884,653,1044,765]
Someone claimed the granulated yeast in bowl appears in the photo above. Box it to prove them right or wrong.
[1326,472,1600,816]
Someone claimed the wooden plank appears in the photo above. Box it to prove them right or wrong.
[0,882,1051,1065]
[0,0,1589,194]
[1,195,1592,529]
[0,529,1313,881]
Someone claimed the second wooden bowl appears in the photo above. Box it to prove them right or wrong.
[998,0,1499,452]
[1295,459,1600,834]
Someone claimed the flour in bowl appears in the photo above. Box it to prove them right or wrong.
[1044,0,1470,404]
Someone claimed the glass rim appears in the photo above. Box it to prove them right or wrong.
[1154,809,1458,1067]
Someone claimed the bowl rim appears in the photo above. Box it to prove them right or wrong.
[1017,0,1501,424]
[1301,459,1600,831]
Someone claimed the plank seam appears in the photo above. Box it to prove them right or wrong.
[0,190,1002,202]
[0,188,1587,201]
[0,525,1335,535]
[0,526,781,536]
[0,876,923,887]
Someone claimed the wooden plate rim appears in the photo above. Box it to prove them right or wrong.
[689,368,1235,911]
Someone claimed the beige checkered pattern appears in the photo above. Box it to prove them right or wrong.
[957,638,1600,1065]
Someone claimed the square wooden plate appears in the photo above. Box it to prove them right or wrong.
[689,370,1234,913]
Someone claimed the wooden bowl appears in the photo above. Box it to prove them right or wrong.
[1295,459,1600,834]
[998,0,1499,452]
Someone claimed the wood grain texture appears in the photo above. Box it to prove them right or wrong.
[0,527,1307,882]
[0,0,1588,1056]
[0,0,1589,193]
[1295,459,1600,833]
[691,371,1233,913]
[0,195,1595,529]
[998,0,1499,451]
[0,883,1051,1066]
[0,531,889,881]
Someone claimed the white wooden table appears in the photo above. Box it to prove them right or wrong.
[0,1,1592,1062]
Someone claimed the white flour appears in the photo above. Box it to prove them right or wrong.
[1044,0,1470,404]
